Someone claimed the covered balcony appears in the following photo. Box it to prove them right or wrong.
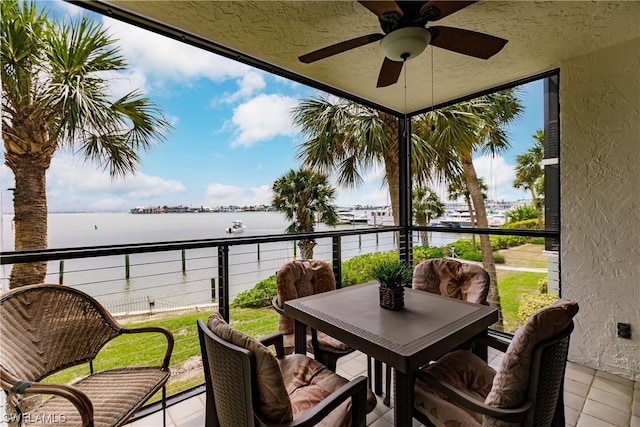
[2,1,638,426]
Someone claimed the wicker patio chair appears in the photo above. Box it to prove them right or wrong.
[414,298,579,427]
[271,259,355,371]
[412,258,490,305]
[0,284,174,427]
[198,313,375,427]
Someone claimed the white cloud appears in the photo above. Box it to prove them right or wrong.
[473,155,529,202]
[45,154,186,210]
[204,183,272,206]
[230,94,299,147]
[227,71,267,103]
[102,17,252,84]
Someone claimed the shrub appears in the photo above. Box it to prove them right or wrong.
[506,205,537,222]
[341,251,397,286]
[232,276,277,308]
[413,246,445,264]
[538,277,548,293]
[490,235,528,250]
[517,292,559,325]
[502,218,540,230]
[444,239,505,264]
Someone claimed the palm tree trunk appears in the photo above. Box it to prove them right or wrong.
[465,194,477,249]
[298,239,316,260]
[380,113,401,227]
[7,153,49,288]
[462,155,504,330]
[531,188,544,229]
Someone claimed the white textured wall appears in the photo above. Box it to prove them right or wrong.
[561,38,640,381]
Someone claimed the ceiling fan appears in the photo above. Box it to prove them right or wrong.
[298,1,507,88]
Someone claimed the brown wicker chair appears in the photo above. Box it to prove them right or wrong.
[271,259,355,371]
[198,313,374,427]
[412,258,490,305]
[0,284,174,427]
[413,299,579,427]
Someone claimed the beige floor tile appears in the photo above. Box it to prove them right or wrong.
[167,395,204,424]
[576,413,622,427]
[596,369,635,387]
[587,386,632,412]
[129,410,170,427]
[566,363,596,385]
[591,376,634,399]
[565,377,592,398]
[565,390,587,411]
[565,406,580,427]
[582,399,631,427]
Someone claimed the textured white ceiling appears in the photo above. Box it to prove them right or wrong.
[90,1,640,114]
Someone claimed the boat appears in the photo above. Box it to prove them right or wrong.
[225,220,246,234]
[487,211,508,227]
[367,208,395,227]
[337,210,369,225]
[439,210,507,228]
[438,210,472,228]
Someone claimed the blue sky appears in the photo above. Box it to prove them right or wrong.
[1,1,543,213]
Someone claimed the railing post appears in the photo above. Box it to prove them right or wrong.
[125,254,130,279]
[181,249,186,273]
[210,278,216,302]
[218,245,230,323]
[58,260,64,284]
[332,236,342,288]
[257,243,260,261]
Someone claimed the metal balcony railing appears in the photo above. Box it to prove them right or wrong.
[0,225,557,415]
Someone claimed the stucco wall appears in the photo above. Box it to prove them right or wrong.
[560,37,640,381]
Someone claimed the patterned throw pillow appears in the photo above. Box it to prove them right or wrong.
[485,298,579,409]
[207,313,293,424]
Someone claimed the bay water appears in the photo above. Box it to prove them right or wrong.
[1,212,459,311]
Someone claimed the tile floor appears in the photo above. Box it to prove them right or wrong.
[130,349,640,427]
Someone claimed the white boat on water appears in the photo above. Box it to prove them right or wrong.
[367,208,395,227]
[337,210,369,225]
[439,210,472,228]
[225,220,246,234]
[439,210,507,228]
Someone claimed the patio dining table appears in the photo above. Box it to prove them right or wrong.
[284,282,498,427]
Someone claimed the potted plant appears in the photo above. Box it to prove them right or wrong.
[372,259,413,310]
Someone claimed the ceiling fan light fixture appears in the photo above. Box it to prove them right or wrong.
[380,27,431,62]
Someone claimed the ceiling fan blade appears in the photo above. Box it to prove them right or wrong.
[377,57,404,88]
[299,33,384,63]
[420,1,477,21]
[428,26,507,59]
[358,1,404,20]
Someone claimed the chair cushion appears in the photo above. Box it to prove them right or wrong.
[414,350,496,427]
[485,298,579,410]
[276,260,337,334]
[279,353,353,427]
[412,258,489,304]
[207,313,293,424]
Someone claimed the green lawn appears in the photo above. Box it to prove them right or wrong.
[497,270,546,332]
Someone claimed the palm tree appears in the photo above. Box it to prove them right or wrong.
[416,89,524,330]
[271,168,338,259]
[291,97,444,226]
[514,129,545,228]
[2,1,171,288]
[412,187,444,247]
